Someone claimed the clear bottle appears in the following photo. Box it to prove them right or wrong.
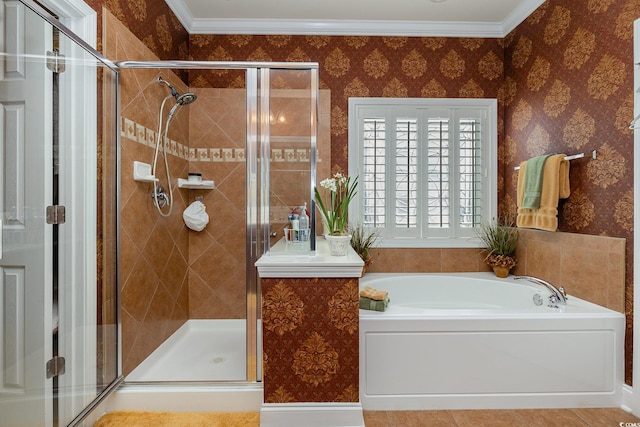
[298,202,309,240]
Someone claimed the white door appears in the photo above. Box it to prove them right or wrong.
[0,1,54,426]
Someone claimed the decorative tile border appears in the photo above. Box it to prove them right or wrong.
[121,116,312,163]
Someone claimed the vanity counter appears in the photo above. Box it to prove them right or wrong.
[255,237,364,278]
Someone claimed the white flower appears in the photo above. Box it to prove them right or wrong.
[320,177,337,192]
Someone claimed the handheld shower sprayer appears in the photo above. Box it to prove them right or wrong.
[152,76,199,217]
[158,76,198,119]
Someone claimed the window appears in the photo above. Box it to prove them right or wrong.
[348,98,497,248]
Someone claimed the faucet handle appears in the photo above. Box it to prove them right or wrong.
[559,286,567,300]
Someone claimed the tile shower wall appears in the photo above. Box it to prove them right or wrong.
[105,11,190,375]
[185,88,247,319]
[186,87,332,319]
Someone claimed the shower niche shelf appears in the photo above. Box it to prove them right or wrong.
[178,178,215,189]
[133,161,159,182]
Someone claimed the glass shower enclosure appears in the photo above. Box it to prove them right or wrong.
[0,0,120,426]
[115,61,319,384]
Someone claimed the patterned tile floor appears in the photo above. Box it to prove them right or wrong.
[363,408,640,426]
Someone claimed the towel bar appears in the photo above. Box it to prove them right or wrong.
[514,150,597,171]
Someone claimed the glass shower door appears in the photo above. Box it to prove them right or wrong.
[264,68,319,252]
[0,1,120,426]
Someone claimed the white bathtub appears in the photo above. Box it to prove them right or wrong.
[359,272,625,410]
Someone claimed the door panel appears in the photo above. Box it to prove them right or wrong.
[0,1,53,426]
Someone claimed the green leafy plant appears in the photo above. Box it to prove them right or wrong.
[314,173,358,236]
[476,217,519,269]
[350,223,380,266]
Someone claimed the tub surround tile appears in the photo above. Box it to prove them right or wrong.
[365,229,624,315]
[367,248,407,273]
[441,248,486,272]
[402,248,443,272]
[608,253,626,313]
[517,229,625,313]
[368,248,490,274]
[524,238,563,284]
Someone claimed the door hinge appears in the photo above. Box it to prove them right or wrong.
[46,356,66,379]
[46,50,66,73]
[46,205,66,225]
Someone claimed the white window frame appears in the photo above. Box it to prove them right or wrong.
[348,97,497,248]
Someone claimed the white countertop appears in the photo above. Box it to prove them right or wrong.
[255,237,364,278]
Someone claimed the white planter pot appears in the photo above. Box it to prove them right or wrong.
[325,234,352,256]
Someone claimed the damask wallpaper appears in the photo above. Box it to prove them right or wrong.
[261,278,359,403]
[85,0,188,61]
[504,0,638,383]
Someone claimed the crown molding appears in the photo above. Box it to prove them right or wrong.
[165,0,196,32]
[501,0,546,36]
[188,18,507,37]
[166,0,544,38]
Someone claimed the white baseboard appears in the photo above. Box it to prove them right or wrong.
[622,384,637,415]
[260,403,364,427]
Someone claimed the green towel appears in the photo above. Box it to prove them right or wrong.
[359,296,390,312]
[522,154,552,209]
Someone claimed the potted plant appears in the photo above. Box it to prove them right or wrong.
[350,223,380,275]
[314,172,358,256]
[476,217,519,278]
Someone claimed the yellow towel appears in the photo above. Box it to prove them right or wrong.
[516,154,570,232]
[359,286,388,301]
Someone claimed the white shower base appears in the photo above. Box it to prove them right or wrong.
[126,319,247,382]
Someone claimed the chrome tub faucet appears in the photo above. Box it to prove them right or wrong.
[514,276,567,308]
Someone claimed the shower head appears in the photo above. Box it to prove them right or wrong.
[176,92,197,105]
[158,76,198,119]
[168,94,197,118]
